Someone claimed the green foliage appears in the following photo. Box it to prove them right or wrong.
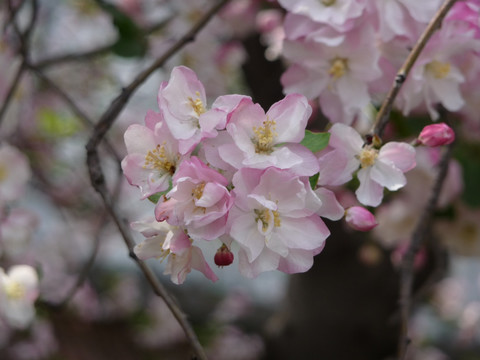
[300,130,330,153]
[455,142,480,207]
[148,181,173,204]
[309,173,319,190]
[96,0,147,58]
[38,109,82,137]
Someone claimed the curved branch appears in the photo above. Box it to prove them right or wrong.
[372,0,459,138]
[85,1,231,359]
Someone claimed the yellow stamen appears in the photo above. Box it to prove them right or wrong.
[359,148,378,168]
[321,0,336,6]
[426,60,451,79]
[329,58,348,79]
[5,281,25,300]
[255,208,281,232]
[188,91,206,116]
[143,142,175,175]
[252,119,278,154]
[192,182,206,200]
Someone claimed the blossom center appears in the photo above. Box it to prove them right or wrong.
[144,143,175,175]
[359,148,378,168]
[255,208,281,232]
[426,60,451,79]
[321,0,336,6]
[329,58,348,79]
[188,91,206,117]
[4,281,25,300]
[192,182,206,200]
[252,118,278,154]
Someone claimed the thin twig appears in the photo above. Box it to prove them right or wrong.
[86,1,230,359]
[398,142,454,359]
[372,0,459,138]
[33,18,171,69]
[0,0,38,128]
[0,60,26,128]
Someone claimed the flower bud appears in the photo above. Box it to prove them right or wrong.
[345,206,378,232]
[418,123,455,147]
[214,244,234,267]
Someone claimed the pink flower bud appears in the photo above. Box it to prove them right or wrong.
[214,244,234,267]
[345,206,378,232]
[418,123,455,147]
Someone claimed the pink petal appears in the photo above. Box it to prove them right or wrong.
[356,168,384,207]
[379,142,416,172]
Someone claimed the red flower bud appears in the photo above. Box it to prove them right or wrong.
[214,244,234,267]
[418,123,455,147]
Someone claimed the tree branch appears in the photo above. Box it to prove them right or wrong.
[372,0,459,138]
[397,141,454,359]
[85,1,231,359]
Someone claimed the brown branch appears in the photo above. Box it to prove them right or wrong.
[0,60,26,127]
[0,0,38,128]
[85,1,231,359]
[397,141,454,359]
[372,0,459,138]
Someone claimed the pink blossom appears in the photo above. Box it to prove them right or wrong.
[158,66,248,154]
[219,94,319,176]
[133,220,218,284]
[0,144,31,206]
[281,24,381,125]
[326,123,416,207]
[121,111,181,199]
[227,167,330,278]
[155,157,233,241]
[397,23,480,119]
[345,206,378,231]
[278,0,367,31]
[417,123,455,147]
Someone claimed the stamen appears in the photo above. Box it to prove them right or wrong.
[143,142,175,175]
[252,119,278,154]
[329,57,348,79]
[5,281,25,300]
[358,148,378,168]
[188,91,206,116]
[426,60,451,79]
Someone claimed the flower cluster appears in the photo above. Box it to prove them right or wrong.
[123,66,345,283]
[278,0,480,126]
[123,66,420,283]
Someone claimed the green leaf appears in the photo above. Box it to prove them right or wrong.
[300,130,330,153]
[38,109,82,137]
[147,180,173,204]
[309,173,319,190]
[95,0,147,58]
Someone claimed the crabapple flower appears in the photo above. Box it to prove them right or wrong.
[278,0,366,31]
[0,143,31,206]
[219,94,319,176]
[417,123,455,147]
[0,265,39,329]
[0,208,38,259]
[345,206,378,231]
[326,123,416,207]
[281,25,381,125]
[158,66,248,154]
[227,167,330,278]
[155,157,233,241]
[133,219,218,284]
[122,111,181,199]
